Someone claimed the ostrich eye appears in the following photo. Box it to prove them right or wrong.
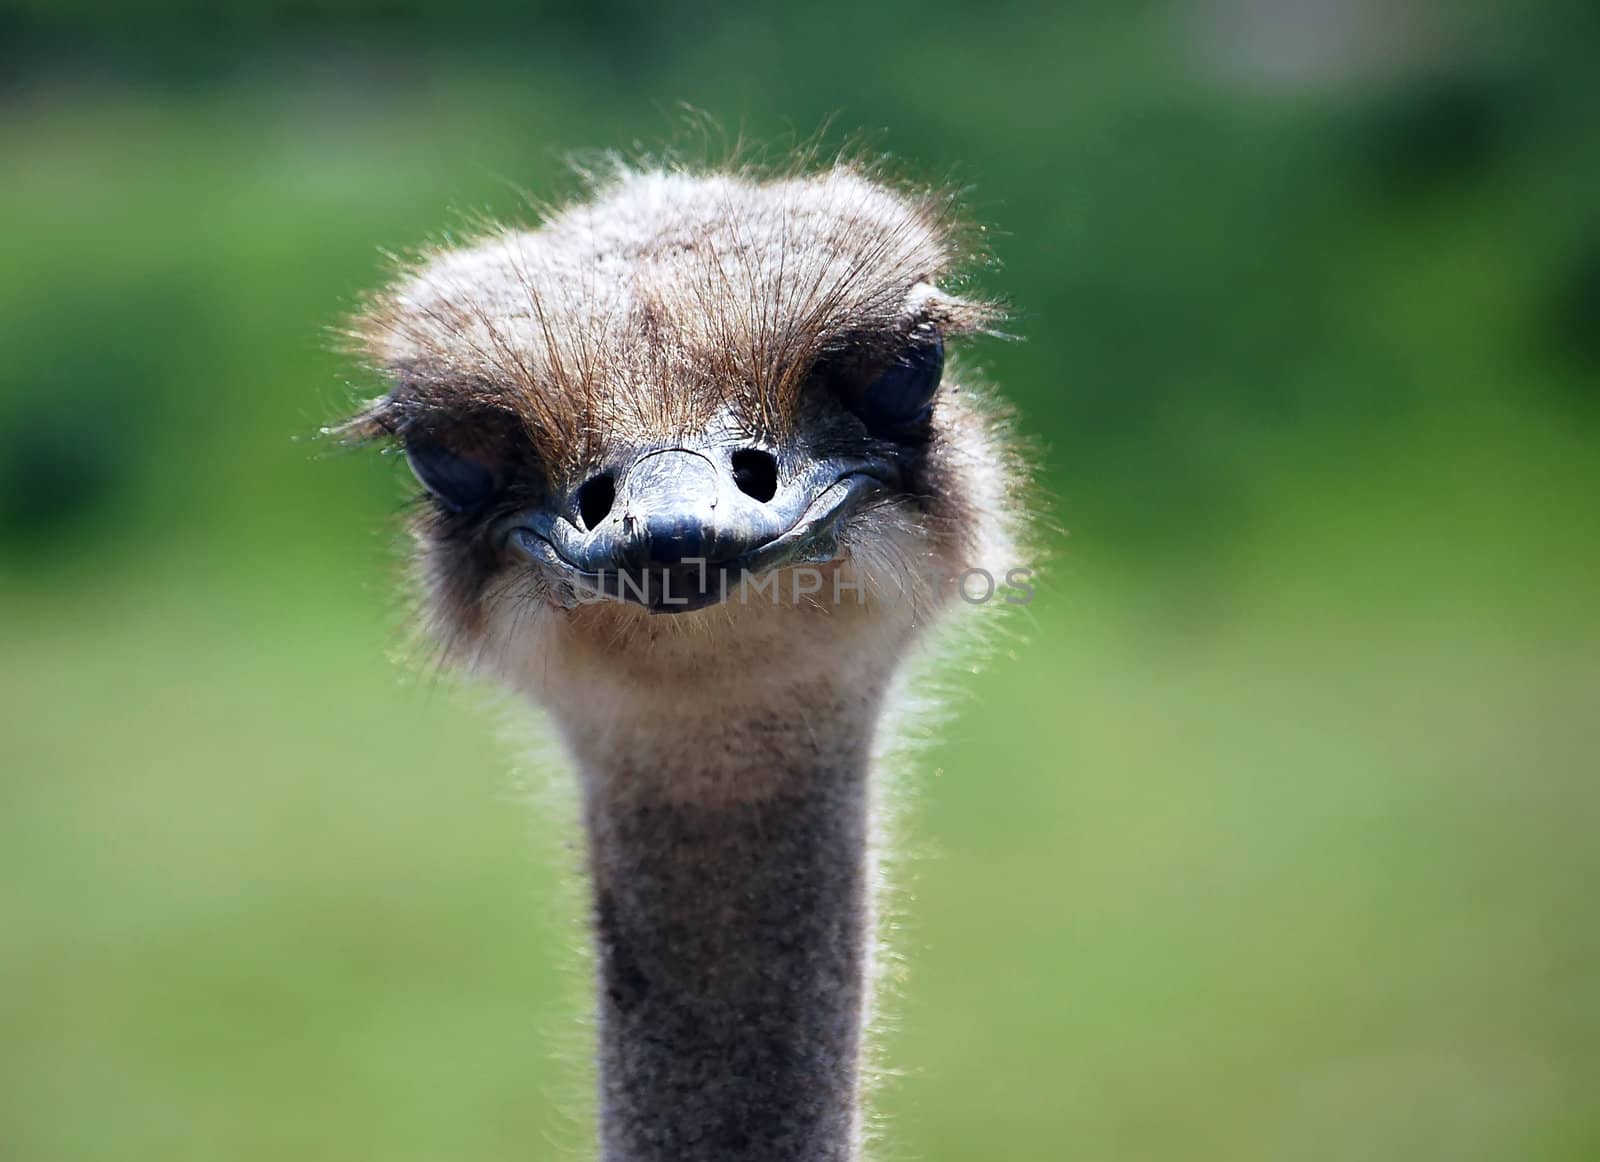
[404,438,497,512]
[847,326,945,434]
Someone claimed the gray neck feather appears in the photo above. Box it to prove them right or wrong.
[564,682,882,1162]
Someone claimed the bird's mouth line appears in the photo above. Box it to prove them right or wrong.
[508,471,889,613]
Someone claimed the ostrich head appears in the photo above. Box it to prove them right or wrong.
[340,164,1020,717]
[335,161,1028,1161]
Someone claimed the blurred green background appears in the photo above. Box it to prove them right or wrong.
[2,1,1597,1159]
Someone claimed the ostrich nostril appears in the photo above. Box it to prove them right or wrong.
[730,449,778,503]
[576,473,616,531]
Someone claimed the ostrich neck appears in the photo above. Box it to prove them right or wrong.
[562,675,885,1162]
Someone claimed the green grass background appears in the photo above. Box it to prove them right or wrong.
[2,2,1598,1159]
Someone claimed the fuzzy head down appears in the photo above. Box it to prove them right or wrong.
[339,162,1024,713]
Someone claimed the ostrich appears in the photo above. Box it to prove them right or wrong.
[334,159,1026,1162]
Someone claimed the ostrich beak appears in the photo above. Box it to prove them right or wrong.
[500,437,897,613]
